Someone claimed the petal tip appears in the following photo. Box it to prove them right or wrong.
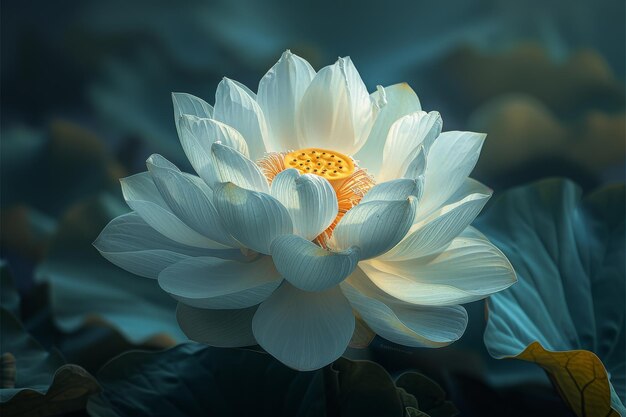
[210,141,225,152]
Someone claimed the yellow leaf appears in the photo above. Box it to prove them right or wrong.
[513,341,619,417]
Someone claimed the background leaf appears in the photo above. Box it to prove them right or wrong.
[478,179,625,416]
[88,343,457,417]
[0,306,100,417]
[35,194,185,345]
[88,343,326,417]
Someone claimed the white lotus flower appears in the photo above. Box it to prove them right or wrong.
[95,50,516,371]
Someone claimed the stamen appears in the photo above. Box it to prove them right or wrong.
[257,152,287,184]
[284,148,355,181]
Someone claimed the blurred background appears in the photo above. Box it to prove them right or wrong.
[1,1,624,416]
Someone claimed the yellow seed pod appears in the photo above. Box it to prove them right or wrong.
[284,148,355,181]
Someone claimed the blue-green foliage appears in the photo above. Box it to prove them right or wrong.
[36,194,185,344]
[477,179,625,413]
[0,267,99,415]
[88,343,457,417]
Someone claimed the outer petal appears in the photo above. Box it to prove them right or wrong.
[341,268,468,347]
[330,198,417,260]
[297,57,377,155]
[213,182,293,254]
[211,142,269,193]
[354,83,422,177]
[228,79,257,99]
[120,172,224,249]
[418,131,486,218]
[213,77,268,160]
[381,179,492,261]
[361,235,516,306]
[258,50,316,151]
[159,256,282,309]
[252,282,355,371]
[176,303,257,347]
[270,169,337,240]
[180,115,249,156]
[270,234,360,291]
[93,212,237,279]
[360,178,423,204]
[146,154,238,248]
[378,111,442,182]
[178,115,249,187]
[172,92,213,137]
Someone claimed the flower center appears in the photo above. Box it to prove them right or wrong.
[258,148,375,247]
[283,148,355,181]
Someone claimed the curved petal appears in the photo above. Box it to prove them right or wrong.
[330,198,417,260]
[213,77,268,160]
[213,182,293,254]
[159,256,282,309]
[360,178,423,204]
[270,234,360,291]
[459,225,488,240]
[402,145,427,180]
[443,177,493,207]
[93,212,238,279]
[418,131,486,218]
[361,235,516,306]
[340,57,380,154]
[177,115,249,187]
[297,57,377,155]
[258,50,316,151]
[341,268,467,347]
[176,303,257,347]
[354,83,422,178]
[270,169,338,240]
[120,172,224,249]
[378,111,442,182]
[146,154,238,248]
[228,78,257,99]
[252,282,355,371]
[172,92,213,137]
[381,179,492,261]
[181,115,249,157]
[211,142,269,193]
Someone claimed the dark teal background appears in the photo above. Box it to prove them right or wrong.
[3,0,624,190]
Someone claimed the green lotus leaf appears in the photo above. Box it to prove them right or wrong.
[478,179,625,417]
[0,262,100,416]
[329,357,405,416]
[0,307,100,417]
[36,194,185,345]
[88,343,456,417]
[88,343,326,417]
[395,373,458,417]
